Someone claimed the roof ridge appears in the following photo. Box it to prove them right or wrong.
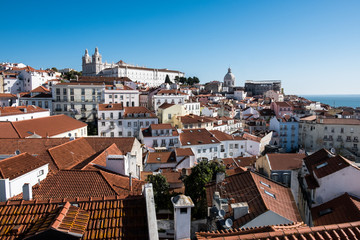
[98,170,125,195]
[9,121,21,138]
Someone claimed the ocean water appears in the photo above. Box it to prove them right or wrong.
[300,95,360,109]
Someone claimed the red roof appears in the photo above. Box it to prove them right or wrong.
[196,221,360,239]
[0,153,47,180]
[206,171,302,228]
[0,122,19,138]
[0,105,48,117]
[48,138,96,170]
[175,148,194,156]
[150,123,173,130]
[266,153,305,170]
[180,129,220,146]
[11,114,87,138]
[17,170,144,200]
[0,196,149,239]
[124,107,156,118]
[98,103,124,111]
[147,151,176,164]
[311,193,360,226]
[30,85,50,93]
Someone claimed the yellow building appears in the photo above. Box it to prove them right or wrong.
[157,103,186,125]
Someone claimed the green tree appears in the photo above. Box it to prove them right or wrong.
[165,74,172,84]
[51,67,58,72]
[182,160,225,219]
[147,174,171,211]
[62,70,82,80]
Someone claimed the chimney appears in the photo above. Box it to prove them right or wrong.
[172,195,194,240]
[231,202,249,220]
[129,172,132,192]
[23,183,32,201]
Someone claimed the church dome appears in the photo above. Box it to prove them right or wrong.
[224,68,235,81]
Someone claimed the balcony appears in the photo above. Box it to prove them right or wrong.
[55,108,62,112]
[354,138,359,143]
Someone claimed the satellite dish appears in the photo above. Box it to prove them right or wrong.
[218,209,225,218]
[224,218,233,228]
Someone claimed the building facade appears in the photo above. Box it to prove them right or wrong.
[82,48,184,87]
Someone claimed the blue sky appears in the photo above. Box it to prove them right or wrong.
[1,0,359,94]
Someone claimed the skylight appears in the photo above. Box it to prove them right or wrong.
[187,142,191,145]
[264,190,276,199]
[316,162,328,169]
[319,208,332,217]
[260,181,270,188]
[211,140,215,142]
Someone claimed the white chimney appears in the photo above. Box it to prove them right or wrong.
[23,183,32,200]
[106,155,126,175]
[172,195,194,240]
[231,202,249,220]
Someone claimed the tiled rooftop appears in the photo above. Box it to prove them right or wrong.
[48,138,96,170]
[311,193,360,226]
[147,151,176,164]
[196,221,360,239]
[180,129,220,146]
[0,123,20,138]
[0,153,47,180]
[206,171,302,228]
[0,196,149,239]
[12,114,87,138]
[266,153,305,171]
[98,103,124,111]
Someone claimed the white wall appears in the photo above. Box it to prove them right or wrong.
[52,126,88,138]
[241,210,292,228]
[313,166,360,206]
[0,164,49,201]
[0,110,50,122]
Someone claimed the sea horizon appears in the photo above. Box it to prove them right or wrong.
[299,94,360,109]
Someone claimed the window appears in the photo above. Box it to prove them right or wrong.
[127,131,131,137]
[168,114,172,120]
[81,89,85,95]
[235,144,239,149]
[110,113,113,119]
[37,170,44,177]
[264,190,276,198]
[70,96,74,101]
[70,88,74,95]
[63,88,67,95]
[153,140,158,147]
[102,122,105,126]
[118,131,122,136]
[180,208,187,214]
[56,89,60,95]
[203,149,206,153]
[110,132,114,137]
[134,122,138,127]
[45,101,48,108]
[198,149,201,154]
[128,122,131,127]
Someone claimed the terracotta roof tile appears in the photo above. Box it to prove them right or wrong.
[0,153,47,180]
[158,103,176,109]
[0,105,48,117]
[48,138,96,170]
[147,151,176,164]
[150,123,173,130]
[180,129,221,146]
[175,148,194,156]
[12,114,87,138]
[178,114,214,124]
[30,86,50,93]
[196,221,360,239]
[0,122,19,138]
[0,196,149,239]
[157,89,187,95]
[206,171,302,229]
[81,143,123,170]
[266,153,305,170]
[124,107,156,118]
[98,103,124,111]
[311,193,360,226]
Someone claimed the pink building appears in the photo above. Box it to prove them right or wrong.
[271,101,293,118]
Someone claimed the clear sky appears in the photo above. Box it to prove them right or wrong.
[1,0,359,94]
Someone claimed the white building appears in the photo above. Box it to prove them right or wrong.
[14,66,58,92]
[0,105,50,122]
[139,124,180,150]
[153,89,189,111]
[52,82,105,121]
[299,117,360,156]
[19,86,53,112]
[104,85,140,107]
[2,72,22,94]
[82,48,185,87]
[0,153,49,201]
[98,103,158,137]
